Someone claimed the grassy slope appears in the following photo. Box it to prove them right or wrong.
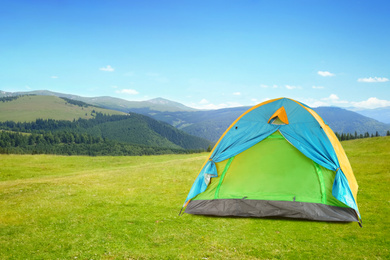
[0,137,389,259]
[0,95,126,122]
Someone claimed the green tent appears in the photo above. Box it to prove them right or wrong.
[183,98,361,223]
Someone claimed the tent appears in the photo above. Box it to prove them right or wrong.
[182,98,361,224]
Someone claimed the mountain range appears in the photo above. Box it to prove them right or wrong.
[140,106,390,142]
[1,90,389,143]
[349,106,390,124]
[0,90,195,112]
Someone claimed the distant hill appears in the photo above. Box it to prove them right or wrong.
[347,106,390,124]
[175,107,250,142]
[0,94,211,150]
[77,113,211,150]
[0,95,126,122]
[314,107,390,136]
[140,106,390,143]
[0,90,196,112]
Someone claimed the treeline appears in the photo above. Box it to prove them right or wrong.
[59,97,93,108]
[0,113,209,156]
[335,130,390,141]
[0,131,201,156]
[0,94,35,103]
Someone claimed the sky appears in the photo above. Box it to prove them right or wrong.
[1,0,389,109]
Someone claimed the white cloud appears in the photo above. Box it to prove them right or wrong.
[116,89,139,95]
[312,86,324,89]
[199,98,209,104]
[301,95,365,108]
[300,96,347,107]
[318,71,335,77]
[51,76,58,79]
[111,85,118,89]
[322,94,348,104]
[357,77,389,83]
[100,65,114,72]
[323,94,339,101]
[233,92,241,96]
[351,97,390,109]
[285,85,301,90]
[301,98,329,108]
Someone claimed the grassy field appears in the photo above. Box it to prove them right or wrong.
[0,95,126,122]
[0,137,389,259]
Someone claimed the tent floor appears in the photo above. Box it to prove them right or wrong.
[185,199,358,222]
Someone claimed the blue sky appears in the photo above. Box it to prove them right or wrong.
[1,0,389,109]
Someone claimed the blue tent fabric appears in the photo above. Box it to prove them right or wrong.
[184,98,359,217]
[333,169,359,215]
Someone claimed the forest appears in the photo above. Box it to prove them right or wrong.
[334,130,390,141]
[0,130,203,156]
[0,113,207,156]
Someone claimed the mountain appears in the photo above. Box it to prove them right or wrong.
[0,90,196,113]
[173,107,250,141]
[347,106,390,124]
[0,95,211,150]
[84,96,197,113]
[147,97,197,111]
[313,107,390,136]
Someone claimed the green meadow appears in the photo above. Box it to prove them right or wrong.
[0,137,389,259]
[0,95,125,122]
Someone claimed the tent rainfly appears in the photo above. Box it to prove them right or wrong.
[182,98,361,225]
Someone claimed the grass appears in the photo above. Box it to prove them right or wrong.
[0,95,125,122]
[0,137,389,259]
